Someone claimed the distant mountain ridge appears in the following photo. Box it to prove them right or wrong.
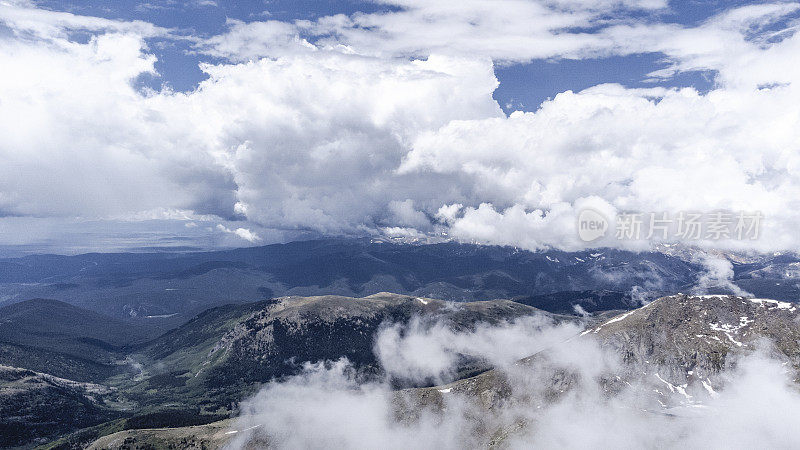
[511,289,636,314]
[0,238,738,330]
[3,239,797,333]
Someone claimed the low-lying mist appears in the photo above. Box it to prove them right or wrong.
[226,311,800,449]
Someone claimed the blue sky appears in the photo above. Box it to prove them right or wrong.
[32,0,729,108]
[493,54,716,112]
[37,0,401,92]
[1,0,800,254]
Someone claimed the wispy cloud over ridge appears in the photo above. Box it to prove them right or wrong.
[228,312,800,449]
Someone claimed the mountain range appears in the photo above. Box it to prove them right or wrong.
[1,292,567,447]
[2,239,800,447]
[3,238,798,332]
[79,293,800,449]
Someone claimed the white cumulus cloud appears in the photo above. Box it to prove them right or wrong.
[2,1,800,253]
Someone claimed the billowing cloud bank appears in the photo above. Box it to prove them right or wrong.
[227,315,800,449]
[2,0,800,251]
